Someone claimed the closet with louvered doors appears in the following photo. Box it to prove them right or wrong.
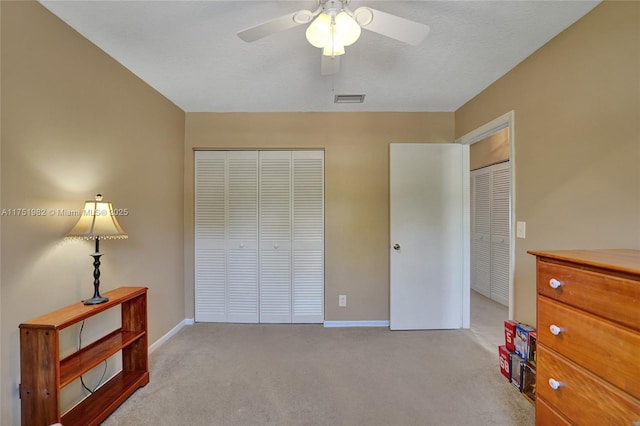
[194,150,324,324]
[470,161,510,306]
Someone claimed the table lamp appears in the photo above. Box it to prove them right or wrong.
[66,194,128,305]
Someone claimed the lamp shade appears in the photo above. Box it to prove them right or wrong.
[66,195,128,240]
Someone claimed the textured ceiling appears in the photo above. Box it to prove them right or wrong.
[39,0,600,112]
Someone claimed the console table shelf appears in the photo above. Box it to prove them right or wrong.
[20,286,149,426]
[60,329,146,387]
[61,370,149,426]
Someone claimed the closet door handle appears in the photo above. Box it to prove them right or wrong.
[393,244,400,250]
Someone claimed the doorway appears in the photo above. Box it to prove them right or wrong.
[457,112,515,351]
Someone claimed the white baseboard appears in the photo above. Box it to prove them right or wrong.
[323,320,389,328]
[149,318,194,353]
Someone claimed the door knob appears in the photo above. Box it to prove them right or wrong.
[393,244,400,250]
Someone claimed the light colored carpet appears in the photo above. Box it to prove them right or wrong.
[103,323,534,426]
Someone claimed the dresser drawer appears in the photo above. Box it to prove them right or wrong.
[537,259,640,331]
[538,296,640,400]
[537,346,640,425]
[536,398,572,426]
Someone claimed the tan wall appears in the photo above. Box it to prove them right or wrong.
[184,113,455,321]
[1,2,185,424]
[470,128,510,170]
[456,1,640,325]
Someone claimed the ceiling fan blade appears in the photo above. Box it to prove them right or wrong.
[353,7,429,46]
[238,10,314,42]
[321,55,341,75]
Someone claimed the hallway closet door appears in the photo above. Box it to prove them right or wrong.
[195,150,324,323]
[470,161,510,306]
[471,170,491,298]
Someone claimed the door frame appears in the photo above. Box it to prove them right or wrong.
[456,111,516,321]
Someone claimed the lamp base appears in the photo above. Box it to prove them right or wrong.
[83,296,109,305]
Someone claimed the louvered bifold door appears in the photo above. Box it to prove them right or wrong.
[196,150,323,324]
[471,169,491,298]
[490,162,510,306]
[259,151,292,323]
[227,151,259,323]
[195,151,227,322]
[195,151,259,323]
[291,151,324,323]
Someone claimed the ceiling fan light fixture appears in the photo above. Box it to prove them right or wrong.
[307,9,360,56]
[335,11,361,46]
[239,2,431,75]
[306,13,331,48]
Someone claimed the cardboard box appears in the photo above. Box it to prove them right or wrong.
[510,353,526,391]
[522,362,536,403]
[528,331,537,366]
[504,320,518,352]
[498,345,511,380]
[515,323,536,360]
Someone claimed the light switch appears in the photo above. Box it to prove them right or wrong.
[516,221,526,239]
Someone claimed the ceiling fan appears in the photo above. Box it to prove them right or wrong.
[237,0,430,75]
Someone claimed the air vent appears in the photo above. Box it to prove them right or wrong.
[334,94,366,104]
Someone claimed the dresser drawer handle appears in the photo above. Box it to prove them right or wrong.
[549,278,562,289]
[549,325,562,336]
[548,378,561,390]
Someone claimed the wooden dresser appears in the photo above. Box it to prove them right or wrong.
[528,249,640,425]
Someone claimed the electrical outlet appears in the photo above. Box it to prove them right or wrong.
[338,295,347,307]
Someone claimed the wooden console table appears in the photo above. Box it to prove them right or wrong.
[19,286,149,426]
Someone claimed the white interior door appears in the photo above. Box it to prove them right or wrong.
[390,143,469,330]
